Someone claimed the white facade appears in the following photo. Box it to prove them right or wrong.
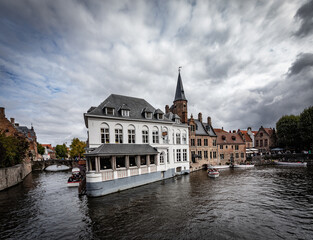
[87,115,190,173]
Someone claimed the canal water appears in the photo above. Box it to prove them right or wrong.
[1,167,313,240]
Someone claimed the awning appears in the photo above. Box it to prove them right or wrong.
[85,144,158,157]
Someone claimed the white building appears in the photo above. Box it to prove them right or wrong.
[84,94,190,197]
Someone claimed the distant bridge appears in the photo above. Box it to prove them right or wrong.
[32,159,80,171]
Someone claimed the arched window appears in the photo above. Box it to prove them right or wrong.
[182,130,187,144]
[160,151,165,164]
[128,124,135,143]
[142,125,149,143]
[115,124,123,143]
[176,130,181,144]
[162,127,168,144]
[100,123,110,144]
[152,126,159,144]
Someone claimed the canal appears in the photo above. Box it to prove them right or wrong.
[1,167,313,240]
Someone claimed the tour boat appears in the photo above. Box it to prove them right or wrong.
[67,168,83,187]
[275,161,307,167]
[45,164,70,172]
[208,168,219,178]
[232,164,255,168]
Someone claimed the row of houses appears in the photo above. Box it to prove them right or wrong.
[83,71,276,197]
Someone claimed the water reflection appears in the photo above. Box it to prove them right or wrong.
[0,167,313,240]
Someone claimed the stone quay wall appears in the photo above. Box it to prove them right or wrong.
[0,163,32,191]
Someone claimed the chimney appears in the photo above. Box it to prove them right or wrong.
[222,127,223,130]
[165,105,170,114]
[207,116,212,126]
[15,123,19,127]
[233,130,236,133]
[198,112,202,122]
[10,118,15,124]
[0,107,5,117]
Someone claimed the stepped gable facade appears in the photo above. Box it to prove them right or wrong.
[255,126,277,153]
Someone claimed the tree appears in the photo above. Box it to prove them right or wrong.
[0,132,29,168]
[276,115,300,150]
[69,138,86,159]
[299,106,313,151]
[55,144,68,159]
[37,143,45,155]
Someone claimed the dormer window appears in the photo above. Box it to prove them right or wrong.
[154,109,164,120]
[105,107,114,115]
[175,118,180,124]
[121,110,130,117]
[146,112,152,119]
[158,113,164,120]
[222,135,226,141]
[232,136,236,141]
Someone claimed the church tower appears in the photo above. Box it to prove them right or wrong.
[172,68,188,123]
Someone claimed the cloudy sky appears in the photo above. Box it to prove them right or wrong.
[1,0,312,146]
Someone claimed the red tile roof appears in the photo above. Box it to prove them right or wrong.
[214,129,245,145]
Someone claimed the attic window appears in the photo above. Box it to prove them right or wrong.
[146,112,152,119]
[105,107,114,115]
[175,118,180,124]
[158,113,164,120]
[122,110,130,117]
[232,136,236,141]
[222,135,226,140]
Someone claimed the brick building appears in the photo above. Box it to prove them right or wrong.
[255,126,276,153]
[0,107,38,162]
[165,70,218,171]
[215,129,246,165]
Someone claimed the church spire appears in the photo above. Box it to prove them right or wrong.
[174,67,187,102]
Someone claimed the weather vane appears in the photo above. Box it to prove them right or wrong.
[178,66,182,72]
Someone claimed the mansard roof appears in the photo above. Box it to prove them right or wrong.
[85,144,158,156]
[174,72,187,102]
[85,94,172,123]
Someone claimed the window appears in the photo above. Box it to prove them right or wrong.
[89,157,96,171]
[160,152,165,164]
[191,139,195,146]
[116,156,125,168]
[142,130,149,143]
[128,129,135,143]
[190,125,195,132]
[121,110,130,117]
[256,140,259,147]
[198,151,202,159]
[265,139,268,146]
[129,156,136,167]
[260,140,263,147]
[153,128,159,143]
[210,152,212,159]
[213,139,217,146]
[115,128,123,143]
[197,139,202,146]
[176,133,181,144]
[106,107,114,115]
[204,151,208,158]
[150,155,155,164]
[158,113,164,120]
[241,153,244,158]
[235,145,239,150]
[101,128,110,143]
[100,157,111,170]
[220,154,224,160]
[260,133,263,137]
[182,132,187,144]
[183,149,187,161]
[140,156,147,165]
[213,152,217,158]
[177,149,181,161]
[220,145,223,149]
[146,112,152,119]
[204,139,208,146]
[162,128,168,143]
[236,153,239,158]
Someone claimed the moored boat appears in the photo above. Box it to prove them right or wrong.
[232,164,255,168]
[67,168,83,187]
[275,161,307,167]
[208,165,230,169]
[45,164,70,172]
[208,168,219,178]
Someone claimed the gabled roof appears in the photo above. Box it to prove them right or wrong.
[85,94,172,123]
[154,109,164,114]
[85,144,158,156]
[174,72,187,102]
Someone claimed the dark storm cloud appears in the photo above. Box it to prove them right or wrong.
[294,0,313,37]
[288,53,313,76]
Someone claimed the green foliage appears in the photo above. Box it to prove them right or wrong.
[37,143,45,155]
[69,138,86,159]
[55,144,68,159]
[276,106,313,152]
[299,106,313,150]
[276,115,300,150]
[0,132,29,168]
